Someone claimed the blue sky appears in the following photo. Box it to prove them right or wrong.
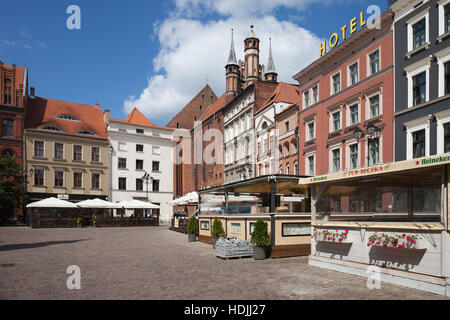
[1,0,387,125]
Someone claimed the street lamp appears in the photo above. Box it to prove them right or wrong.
[354,127,363,140]
[142,171,154,203]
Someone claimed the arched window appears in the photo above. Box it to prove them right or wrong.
[262,122,268,130]
[2,149,14,158]
[56,114,80,121]
[75,130,98,136]
[4,79,12,105]
[40,125,63,132]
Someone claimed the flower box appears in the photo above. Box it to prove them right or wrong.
[312,228,350,244]
[367,231,422,251]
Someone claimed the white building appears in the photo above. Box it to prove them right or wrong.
[105,108,174,224]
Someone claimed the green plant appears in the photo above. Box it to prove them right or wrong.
[313,228,349,242]
[91,216,97,224]
[187,215,198,234]
[77,216,83,224]
[211,218,225,239]
[251,219,271,247]
[367,231,422,251]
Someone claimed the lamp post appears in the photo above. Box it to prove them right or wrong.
[354,124,382,166]
[21,168,34,225]
[142,171,154,203]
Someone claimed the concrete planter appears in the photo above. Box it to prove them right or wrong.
[253,246,268,260]
[212,238,218,249]
[188,233,196,242]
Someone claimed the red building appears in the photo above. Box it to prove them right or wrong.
[293,11,394,177]
[0,62,28,220]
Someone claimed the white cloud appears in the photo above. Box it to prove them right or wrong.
[124,1,324,124]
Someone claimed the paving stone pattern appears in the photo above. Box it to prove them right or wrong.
[0,227,447,300]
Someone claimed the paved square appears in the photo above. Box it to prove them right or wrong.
[0,227,447,300]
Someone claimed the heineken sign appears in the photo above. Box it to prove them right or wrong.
[417,155,450,166]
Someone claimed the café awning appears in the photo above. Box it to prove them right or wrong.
[119,200,160,209]
[76,198,123,209]
[27,197,77,208]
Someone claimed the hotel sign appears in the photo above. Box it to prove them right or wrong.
[319,6,381,57]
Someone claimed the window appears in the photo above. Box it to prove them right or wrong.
[136,144,144,152]
[91,147,100,163]
[54,143,64,160]
[332,73,341,94]
[55,170,64,187]
[231,223,241,234]
[92,174,100,189]
[282,223,310,237]
[56,114,79,121]
[118,178,127,190]
[308,123,315,141]
[368,138,380,166]
[350,144,358,169]
[308,155,315,176]
[118,142,127,151]
[446,61,450,95]
[200,221,210,231]
[136,179,143,191]
[446,4,450,33]
[152,179,160,192]
[73,145,82,161]
[304,91,310,108]
[413,19,426,50]
[136,128,144,134]
[294,161,298,175]
[118,158,127,169]
[40,126,63,132]
[332,149,340,173]
[413,72,426,106]
[152,161,160,172]
[312,86,318,104]
[2,149,13,158]
[136,159,144,170]
[445,123,450,153]
[76,130,97,136]
[350,104,359,125]
[74,172,82,189]
[285,121,290,132]
[413,130,426,159]
[286,163,290,175]
[2,119,13,137]
[369,50,380,75]
[333,112,341,132]
[34,169,44,186]
[369,95,380,118]
[349,63,359,85]
[34,141,44,157]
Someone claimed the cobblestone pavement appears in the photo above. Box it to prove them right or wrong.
[0,227,447,300]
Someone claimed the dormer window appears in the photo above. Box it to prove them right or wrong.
[40,125,64,132]
[56,114,80,122]
[76,130,98,136]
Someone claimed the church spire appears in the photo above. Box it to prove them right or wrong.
[265,38,278,82]
[227,28,238,66]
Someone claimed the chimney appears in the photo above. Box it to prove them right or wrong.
[95,103,101,109]
[30,87,35,97]
[103,109,110,126]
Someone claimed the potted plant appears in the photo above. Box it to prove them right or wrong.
[251,219,271,260]
[211,218,225,249]
[91,215,97,228]
[187,215,198,242]
[318,210,330,221]
[77,216,83,228]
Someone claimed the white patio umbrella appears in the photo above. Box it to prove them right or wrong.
[76,198,122,209]
[119,200,160,209]
[169,192,198,206]
[27,197,77,208]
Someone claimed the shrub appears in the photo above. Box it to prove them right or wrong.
[187,215,198,234]
[77,216,83,224]
[211,218,225,239]
[251,219,271,247]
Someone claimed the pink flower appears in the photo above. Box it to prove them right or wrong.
[375,230,378,233]
[398,244,403,248]
[339,238,343,242]
[392,247,398,252]
[402,234,406,238]
[376,241,381,245]
[313,228,317,232]
[323,230,327,233]
[345,229,349,233]
[383,244,387,248]
[413,240,417,245]
[367,243,371,247]
[328,237,331,241]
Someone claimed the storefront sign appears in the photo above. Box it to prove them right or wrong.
[319,6,381,57]
[418,155,450,166]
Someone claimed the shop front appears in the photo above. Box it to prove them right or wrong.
[300,153,450,296]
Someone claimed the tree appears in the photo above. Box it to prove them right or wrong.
[0,156,23,219]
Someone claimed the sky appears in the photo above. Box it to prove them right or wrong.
[1,0,387,126]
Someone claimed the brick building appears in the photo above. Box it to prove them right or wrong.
[0,62,28,219]
[293,10,394,177]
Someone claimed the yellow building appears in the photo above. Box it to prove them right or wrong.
[24,97,109,204]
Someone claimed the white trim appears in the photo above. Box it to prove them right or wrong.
[405,115,432,160]
[365,90,383,121]
[367,47,381,77]
[436,109,450,154]
[305,151,316,176]
[406,8,430,53]
[435,47,450,98]
[329,144,342,173]
[404,56,432,108]
[346,140,360,170]
[346,99,360,127]
[330,71,342,96]
[438,0,450,37]
[365,135,383,167]
[347,60,360,87]
[305,119,316,141]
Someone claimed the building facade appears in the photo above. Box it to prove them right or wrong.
[275,102,300,176]
[106,108,174,223]
[0,62,28,219]
[24,97,109,205]
[390,0,450,161]
[293,10,395,177]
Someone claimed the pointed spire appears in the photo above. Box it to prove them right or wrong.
[247,16,257,39]
[227,28,238,66]
[266,38,276,74]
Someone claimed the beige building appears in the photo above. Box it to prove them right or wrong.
[24,97,109,203]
